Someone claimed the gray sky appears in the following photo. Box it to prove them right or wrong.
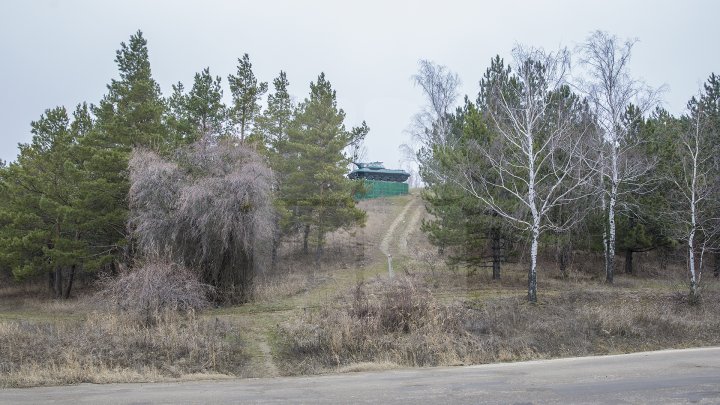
[1,0,719,166]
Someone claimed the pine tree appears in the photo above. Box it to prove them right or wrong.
[228,53,268,141]
[168,67,228,143]
[85,30,174,266]
[93,30,169,151]
[280,73,366,257]
[254,71,296,268]
[420,98,512,279]
[255,71,293,148]
[0,105,115,298]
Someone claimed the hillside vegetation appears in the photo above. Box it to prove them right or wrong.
[2,193,720,387]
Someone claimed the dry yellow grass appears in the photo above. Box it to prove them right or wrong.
[0,311,247,388]
[274,272,720,376]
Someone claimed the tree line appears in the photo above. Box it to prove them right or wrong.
[0,31,367,301]
[416,31,720,303]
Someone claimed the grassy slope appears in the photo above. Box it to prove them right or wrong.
[2,191,719,386]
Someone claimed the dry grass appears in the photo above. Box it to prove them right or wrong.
[4,194,718,387]
[275,273,720,375]
[251,270,313,302]
[0,310,247,388]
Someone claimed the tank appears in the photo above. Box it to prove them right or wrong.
[348,162,410,182]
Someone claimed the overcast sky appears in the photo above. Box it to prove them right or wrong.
[1,0,719,166]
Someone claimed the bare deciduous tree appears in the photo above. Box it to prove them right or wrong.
[456,47,595,302]
[405,60,462,188]
[669,100,720,302]
[411,59,462,149]
[129,137,274,302]
[577,30,662,283]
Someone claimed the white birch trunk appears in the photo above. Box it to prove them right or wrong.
[529,220,540,303]
[688,137,699,300]
[527,113,539,303]
[599,143,610,277]
[607,145,619,283]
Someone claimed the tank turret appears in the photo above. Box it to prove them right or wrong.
[348,162,410,182]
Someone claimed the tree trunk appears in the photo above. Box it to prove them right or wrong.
[48,271,55,293]
[271,216,280,271]
[625,249,633,274]
[687,212,700,304]
[62,265,75,299]
[714,252,719,278]
[53,266,62,299]
[271,240,278,271]
[558,244,568,279]
[607,195,616,283]
[528,224,539,303]
[606,147,618,284]
[491,230,501,280]
[315,234,324,265]
[302,224,310,255]
[689,238,698,303]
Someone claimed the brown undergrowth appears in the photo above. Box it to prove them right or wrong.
[0,311,247,388]
[275,273,720,375]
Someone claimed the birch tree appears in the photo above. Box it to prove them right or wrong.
[411,59,461,149]
[457,48,595,302]
[669,93,720,302]
[402,60,463,198]
[577,31,661,283]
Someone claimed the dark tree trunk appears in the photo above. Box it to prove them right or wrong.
[625,249,634,274]
[303,224,310,255]
[315,237,323,265]
[271,241,278,271]
[48,271,55,293]
[62,265,75,299]
[239,248,253,302]
[53,266,62,299]
[491,230,501,280]
[270,217,280,271]
[558,247,567,278]
[715,252,720,278]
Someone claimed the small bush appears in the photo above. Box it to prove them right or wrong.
[96,260,213,324]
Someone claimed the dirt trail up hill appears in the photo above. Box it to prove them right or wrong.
[217,193,427,378]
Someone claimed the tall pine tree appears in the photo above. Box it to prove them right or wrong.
[93,30,169,150]
[280,73,366,257]
[167,67,228,143]
[228,53,268,141]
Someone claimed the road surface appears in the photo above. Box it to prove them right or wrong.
[2,347,719,404]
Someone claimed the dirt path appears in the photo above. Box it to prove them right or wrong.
[221,194,424,378]
[379,197,419,257]
[399,201,424,256]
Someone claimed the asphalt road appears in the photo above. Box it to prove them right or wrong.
[2,347,719,404]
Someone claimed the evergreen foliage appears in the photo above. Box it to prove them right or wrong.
[93,30,169,150]
[278,73,366,257]
[420,98,512,278]
[167,67,228,143]
[228,53,268,141]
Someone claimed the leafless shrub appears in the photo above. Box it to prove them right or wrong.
[129,137,275,302]
[95,260,213,324]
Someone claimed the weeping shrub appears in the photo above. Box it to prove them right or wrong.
[128,137,275,302]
